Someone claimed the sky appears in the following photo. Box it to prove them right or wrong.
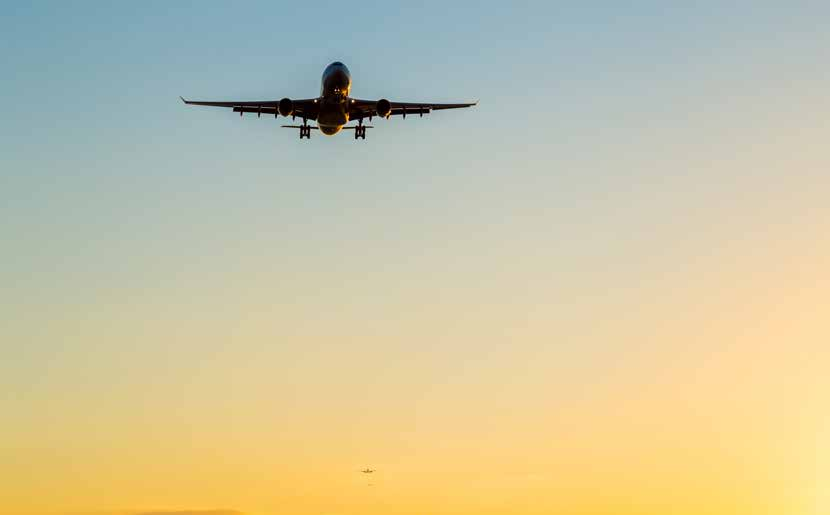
[1,2,829,514]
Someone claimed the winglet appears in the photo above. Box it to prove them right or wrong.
[180,96,189,104]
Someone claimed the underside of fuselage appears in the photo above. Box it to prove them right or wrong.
[318,123,342,135]
[316,103,348,135]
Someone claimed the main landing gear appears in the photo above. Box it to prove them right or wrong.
[354,125,367,140]
[299,124,311,139]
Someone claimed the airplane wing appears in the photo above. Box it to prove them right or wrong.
[348,99,477,120]
[180,97,321,120]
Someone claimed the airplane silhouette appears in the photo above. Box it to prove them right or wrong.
[182,62,476,140]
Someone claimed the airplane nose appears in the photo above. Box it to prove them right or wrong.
[321,63,351,97]
[331,71,350,91]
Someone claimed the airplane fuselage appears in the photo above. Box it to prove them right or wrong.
[316,61,352,135]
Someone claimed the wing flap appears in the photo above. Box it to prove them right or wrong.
[233,106,279,116]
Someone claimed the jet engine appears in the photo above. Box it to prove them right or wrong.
[278,98,294,117]
[376,98,391,119]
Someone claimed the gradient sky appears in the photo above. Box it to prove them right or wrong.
[2,2,829,515]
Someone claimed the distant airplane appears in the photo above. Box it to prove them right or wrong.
[181,61,476,140]
[361,468,375,474]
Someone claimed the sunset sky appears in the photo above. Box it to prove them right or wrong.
[1,2,828,515]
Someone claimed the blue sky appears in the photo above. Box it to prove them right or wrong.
[3,2,826,314]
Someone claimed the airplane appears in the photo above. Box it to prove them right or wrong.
[361,469,375,474]
[181,61,476,140]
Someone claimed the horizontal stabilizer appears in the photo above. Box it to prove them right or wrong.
[235,106,278,115]
[280,125,374,129]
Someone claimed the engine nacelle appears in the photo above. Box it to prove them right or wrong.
[278,98,293,117]
[376,98,391,119]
